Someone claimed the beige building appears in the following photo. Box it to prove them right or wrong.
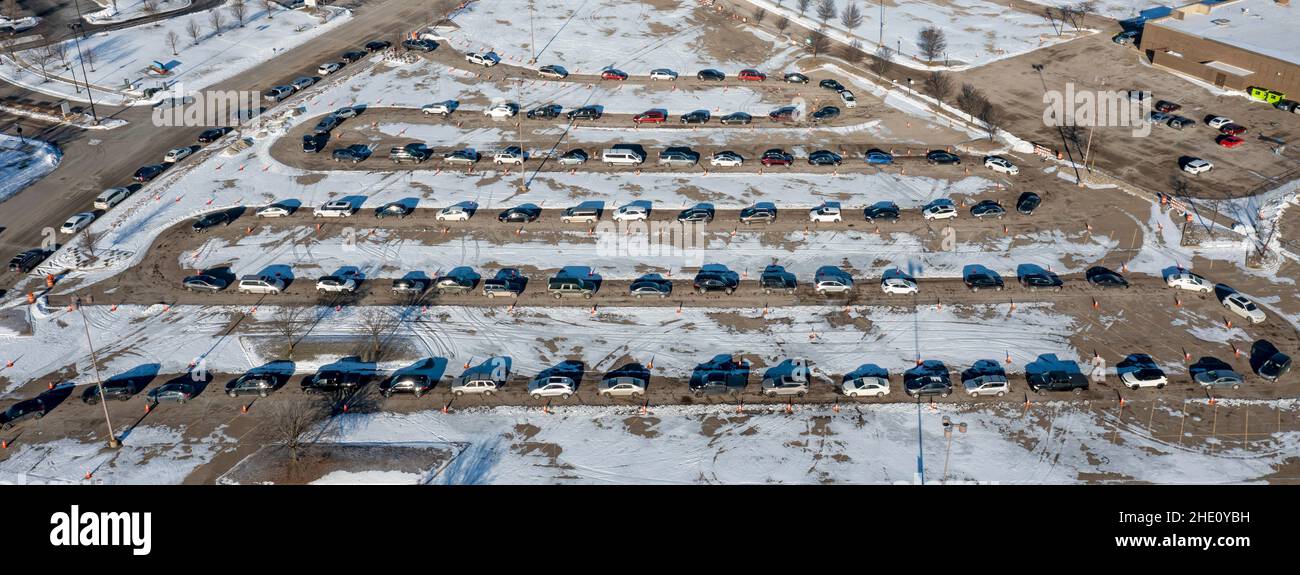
[1140,0,1300,97]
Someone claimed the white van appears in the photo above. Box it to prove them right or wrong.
[237,275,285,295]
[601,149,644,166]
[93,187,132,210]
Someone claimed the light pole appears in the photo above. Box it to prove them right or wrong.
[76,296,120,449]
[941,415,967,483]
[66,21,100,124]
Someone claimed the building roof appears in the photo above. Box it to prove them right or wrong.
[1153,0,1300,66]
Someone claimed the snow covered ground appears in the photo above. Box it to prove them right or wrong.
[0,4,351,106]
[0,134,62,204]
[0,425,230,485]
[83,0,193,24]
[1021,0,1157,20]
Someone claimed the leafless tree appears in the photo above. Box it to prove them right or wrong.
[923,70,953,106]
[49,42,68,68]
[977,100,1004,141]
[752,6,766,24]
[871,45,893,77]
[265,396,331,463]
[956,83,987,115]
[1069,1,1095,31]
[261,0,276,19]
[840,2,862,31]
[79,227,104,263]
[82,46,96,72]
[816,0,836,24]
[1042,7,1061,36]
[208,8,225,36]
[797,0,813,16]
[268,306,310,359]
[186,18,202,44]
[231,0,248,27]
[166,30,181,55]
[807,27,831,60]
[357,307,401,363]
[775,16,790,33]
[29,45,57,82]
[917,26,947,62]
[836,39,865,64]
[141,0,159,17]
[1,0,21,20]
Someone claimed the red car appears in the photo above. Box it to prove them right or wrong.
[632,110,667,124]
[1216,135,1244,148]
[1219,123,1247,136]
[738,69,766,81]
[760,149,793,166]
[601,69,628,81]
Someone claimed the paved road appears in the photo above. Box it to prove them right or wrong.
[0,0,454,289]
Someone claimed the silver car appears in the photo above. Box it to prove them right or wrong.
[597,376,647,398]
[1194,369,1244,390]
[963,374,1010,397]
[841,376,889,398]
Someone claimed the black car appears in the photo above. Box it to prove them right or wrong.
[811,106,840,121]
[197,127,229,143]
[183,274,228,292]
[1,397,47,429]
[739,205,777,224]
[808,150,842,166]
[784,72,810,84]
[341,50,367,63]
[81,380,141,404]
[1016,192,1041,215]
[629,277,672,298]
[301,370,363,393]
[819,79,845,92]
[133,164,166,182]
[566,106,602,120]
[192,211,230,231]
[380,373,434,397]
[863,203,901,222]
[147,381,196,404]
[768,106,797,122]
[527,103,562,119]
[759,264,797,294]
[498,205,542,223]
[332,145,371,163]
[1252,340,1292,381]
[374,202,413,219]
[1086,266,1129,289]
[680,110,710,124]
[402,38,437,52]
[226,373,278,397]
[1027,370,1088,394]
[693,271,737,294]
[689,370,746,396]
[696,69,726,81]
[925,151,961,165]
[676,205,714,223]
[969,200,1006,219]
[364,40,391,52]
[1019,272,1063,291]
[720,112,752,125]
[8,248,50,273]
[303,132,328,153]
[904,361,952,397]
[964,270,1004,291]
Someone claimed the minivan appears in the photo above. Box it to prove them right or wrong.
[93,187,132,210]
[389,144,431,163]
[237,275,285,295]
[601,149,644,165]
[560,206,599,223]
[547,276,596,299]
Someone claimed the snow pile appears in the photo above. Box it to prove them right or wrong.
[0,134,61,204]
[83,0,194,24]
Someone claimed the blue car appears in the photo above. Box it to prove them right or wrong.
[865,149,894,165]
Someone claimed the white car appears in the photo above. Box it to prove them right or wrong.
[710,151,743,167]
[317,62,343,75]
[451,377,500,396]
[1182,158,1213,175]
[256,204,292,218]
[483,103,517,118]
[60,212,96,234]
[1207,116,1233,129]
[964,375,1010,397]
[881,277,918,295]
[465,52,500,67]
[436,206,471,221]
[421,102,454,116]
[839,90,857,108]
[164,147,193,162]
[1166,272,1212,293]
[612,204,648,222]
[815,278,853,295]
[1120,369,1168,390]
[922,204,958,220]
[1223,293,1266,324]
[528,376,576,399]
[983,156,1019,175]
[92,187,132,210]
[332,106,358,119]
[315,276,357,294]
[649,68,678,81]
[313,200,356,217]
[842,376,889,398]
[236,275,284,295]
[290,76,315,91]
[493,147,526,165]
[808,205,842,223]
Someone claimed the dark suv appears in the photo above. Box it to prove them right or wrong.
[904,361,953,397]
[301,370,363,394]
[380,373,435,397]
[759,265,797,294]
[226,373,279,397]
[693,271,738,295]
[8,249,49,273]
[81,380,142,404]
[1,397,48,429]
[1026,370,1088,394]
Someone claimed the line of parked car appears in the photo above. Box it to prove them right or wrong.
[5,342,1290,429]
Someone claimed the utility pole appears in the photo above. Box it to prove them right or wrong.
[66,22,99,124]
[529,2,536,64]
[77,297,119,449]
[878,0,883,47]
